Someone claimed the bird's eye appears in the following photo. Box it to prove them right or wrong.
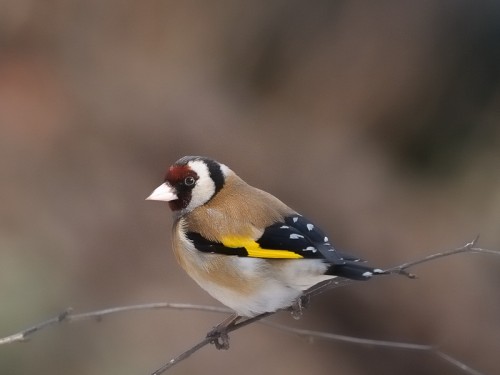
[184,176,196,186]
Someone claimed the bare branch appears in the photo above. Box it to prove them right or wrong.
[151,336,212,374]
[470,246,500,257]
[0,303,231,345]
[1,238,498,375]
[262,320,433,350]
[262,321,486,375]
[383,236,500,277]
[68,302,231,321]
[384,236,477,276]
[0,308,72,345]
[150,304,490,375]
[152,237,498,373]
[435,351,487,375]
[151,312,273,374]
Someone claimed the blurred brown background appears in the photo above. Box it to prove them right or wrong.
[1,1,500,374]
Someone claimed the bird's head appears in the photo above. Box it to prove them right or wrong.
[147,156,229,212]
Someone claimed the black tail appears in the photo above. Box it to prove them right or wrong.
[326,261,387,281]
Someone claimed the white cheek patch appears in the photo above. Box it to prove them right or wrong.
[219,163,231,177]
[185,160,216,211]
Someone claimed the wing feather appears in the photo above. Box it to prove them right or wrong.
[186,214,350,262]
[186,214,384,280]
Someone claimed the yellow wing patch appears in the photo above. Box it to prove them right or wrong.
[221,235,303,259]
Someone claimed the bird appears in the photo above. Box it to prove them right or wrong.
[147,156,386,346]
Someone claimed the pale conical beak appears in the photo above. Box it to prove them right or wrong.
[146,183,178,201]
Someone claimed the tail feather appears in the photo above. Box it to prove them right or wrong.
[326,261,387,281]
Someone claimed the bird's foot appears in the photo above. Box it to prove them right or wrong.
[290,294,310,320]
[206,314,240,350]
[206,327,230,350]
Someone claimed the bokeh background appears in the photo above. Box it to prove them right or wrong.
[1,1,500,374]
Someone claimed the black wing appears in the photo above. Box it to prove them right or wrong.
[186,214,384,280]
[185,215,336,260]
[271,215,385,279]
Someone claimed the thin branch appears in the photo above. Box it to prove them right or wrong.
[151,238,499,374]
[151,336,211,374]
[1,297,491,375]
[262,320,433,350]
[262,321,486,375]
[0,303,231,345]
[68,302,231,320]
[435,351,486,375]
[469,246,500,257]
[0,309,72,345]
[1,239,498,375]
[384,236,493,277]
[151,312,273,375]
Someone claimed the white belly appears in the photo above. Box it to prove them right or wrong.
[189,256,334,317]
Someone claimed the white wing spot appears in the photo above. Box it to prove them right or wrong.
[280,225,290,229]
[373,269,385,274]
[303,246,317,253]
[289,234,304,239]
[362,271,373,278]
[306,223,314,231]
[292,217,299,223]
[324,236,329,242]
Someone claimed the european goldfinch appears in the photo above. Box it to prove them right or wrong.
[147,156,385,319]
